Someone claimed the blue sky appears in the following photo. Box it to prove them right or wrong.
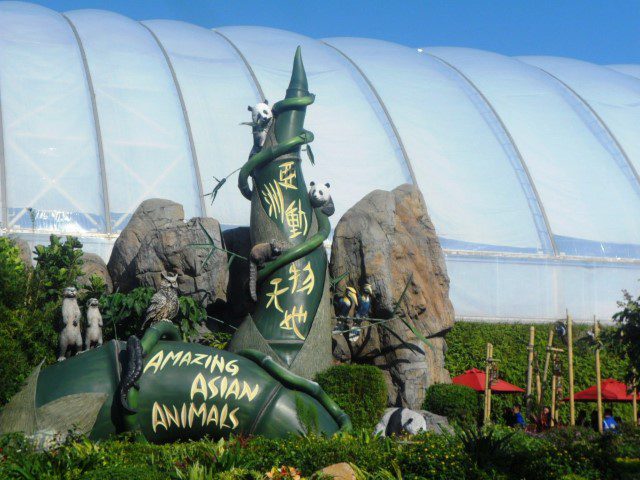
[30,0,640,64]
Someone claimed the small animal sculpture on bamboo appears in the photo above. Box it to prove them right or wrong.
[58,286,83,361]
[248,240,284,302]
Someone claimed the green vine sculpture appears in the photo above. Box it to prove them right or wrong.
[235,47,331,369]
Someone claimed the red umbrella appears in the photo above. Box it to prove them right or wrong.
[452,368,525,393]
[563,378,638,403]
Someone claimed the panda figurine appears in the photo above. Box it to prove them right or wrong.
[308,181,335,217]
[245,100,273,157]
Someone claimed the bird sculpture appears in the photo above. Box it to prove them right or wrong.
[140,272,180,332]
[334,286,358,318]
[355,283,373,319]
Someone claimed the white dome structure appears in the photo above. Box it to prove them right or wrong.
[0,1,639,322]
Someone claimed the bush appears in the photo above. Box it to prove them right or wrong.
[83,466,166,480]
[0,237,27,309]
[315,364,387,430]
[423,383,478,427]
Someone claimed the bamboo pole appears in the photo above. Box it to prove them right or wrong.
[567,312,575,426]
[594,317,603,433]
[484,343,493,425]
[633,385,638,427]
[550,360,557,428]
[536,364,542,405]
[526,326,535,414]
[542,328,554,385]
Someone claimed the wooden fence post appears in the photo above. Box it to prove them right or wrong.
[594,317,603,433]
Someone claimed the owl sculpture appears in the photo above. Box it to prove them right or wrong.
[140,272,179,332]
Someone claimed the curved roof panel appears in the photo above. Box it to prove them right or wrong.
[427,47,640,257]
[607,64,640,80]
[324,37,547,253]
[65,8,203,231]
[0,1,105,233]
[141,19,258,227]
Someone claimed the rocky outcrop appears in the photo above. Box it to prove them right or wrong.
[79,253,113,294]
[107,199,228,307]
[329,184,454,409]
[14,238,33,269]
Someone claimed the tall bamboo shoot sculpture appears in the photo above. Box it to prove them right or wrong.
[229,47,333,377]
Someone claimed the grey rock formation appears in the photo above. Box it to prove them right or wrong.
[14,238,33,269]
[330,184,454,409]
[79,253,113,294]
[107,199,228,307]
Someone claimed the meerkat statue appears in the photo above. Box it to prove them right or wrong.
[84,298,103,350]
[58,286,83,361]
[249,240,284,302]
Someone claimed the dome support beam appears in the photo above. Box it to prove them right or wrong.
[62,14,112,234]
[213,30,266,103]
[142,23,207,217]
[322,41,418,186]
[427,52,558,256]
[0,79,7,228]
[531,66,640,201]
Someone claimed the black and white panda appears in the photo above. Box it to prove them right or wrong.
[308,181,335,217]
[373,408,428,437]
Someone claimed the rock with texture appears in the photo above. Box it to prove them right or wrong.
[329,184,454,409]
[222,227,252,321]
[14,238,33,269]
[317,463,357,480]
[79,253,113,294]
[108,199,228,307]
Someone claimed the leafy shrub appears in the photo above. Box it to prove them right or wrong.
[423,383,478,427]
[99,287,155,340]
[31,235,84,305]
[83,466,166,480]
[315,364,387,430]
[0,237,27,309]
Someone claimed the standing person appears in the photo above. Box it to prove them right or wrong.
[513,404,526,428]
[603,408,618,433]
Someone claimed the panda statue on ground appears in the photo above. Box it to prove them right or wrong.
[308,181,335,217]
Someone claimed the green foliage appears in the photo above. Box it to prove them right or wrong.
[0,237,27,309]
[608,289,640,385]
[82,274,108,302]
[423,383,479,427]
[177,296,208,341]
[99,287,155,340]
[3,427,640,480]
[445,322,630,424]
[295,394,320,436]
[315,364,387,431]
[31,235,84,305]
[200,331,233,350]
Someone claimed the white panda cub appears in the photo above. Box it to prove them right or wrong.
[246,100,273,157]
[308,181,335,217]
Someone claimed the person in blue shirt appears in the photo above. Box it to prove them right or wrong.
[513,404,526,428]
[603,408,618,432]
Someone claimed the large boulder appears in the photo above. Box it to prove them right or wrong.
[329,184,454,409]
[107,199,228,307]
[79,253,113,294]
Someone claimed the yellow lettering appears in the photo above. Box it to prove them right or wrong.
[206,404,219,426]
[211,355,225,374]
[161,350,184,370]
[240,382,260,402]
[188,402,208,428]
[229,407,240,430]
[144,351,164,374]
[225,379,240,400]
[163,404,181,428]
[208,376,220,397]
[226,360,239,376]
[181,403,187,427]
[219,376,228,398]
[179,351,192,367]
[220,403,229,429]
[151,402,167,432]
[190,373,208,401]
[266,278,288,313]
[191,353,207,366]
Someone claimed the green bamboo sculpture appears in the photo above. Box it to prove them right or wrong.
[230,47,333,377]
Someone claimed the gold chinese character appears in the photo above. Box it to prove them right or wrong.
[265,278,288,313]
[278,161,297,190]
[261,181,284,221]
[288,262,315,295]
[285,199,308,239]
[280,306,308,340]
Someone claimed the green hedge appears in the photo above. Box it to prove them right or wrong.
[315,364,387,430]
[423,383,478,427]
[445,322,631,425]
[2,427,640,480]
